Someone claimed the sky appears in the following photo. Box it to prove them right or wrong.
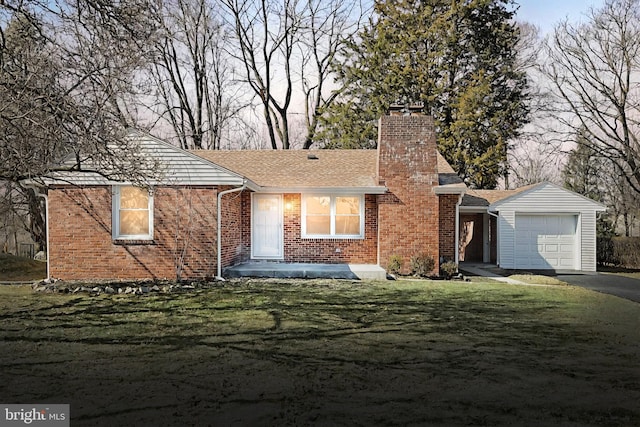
[515,0,606,34]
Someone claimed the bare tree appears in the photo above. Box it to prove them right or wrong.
[221,0,365,149]
[563,130,640,236]
[151,0,251,150]
[509,137,562,187]
[0,1,160,183]
[506,22,563,188]
[600,161,640,236]
[299,0,364,148]
[543,0,640,195]
[222,0,301,149]
[0,182,40,254]
[1,1,161,248]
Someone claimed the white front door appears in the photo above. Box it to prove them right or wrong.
[252,194,284,259]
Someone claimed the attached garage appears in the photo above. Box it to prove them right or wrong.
[514,214,577,270]
[489,182,606,272]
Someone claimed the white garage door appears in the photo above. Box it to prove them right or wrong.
[515,215,577,270]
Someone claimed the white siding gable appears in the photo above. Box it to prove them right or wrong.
[45,130,249,186]
[490,182,606,213]
[128,132,246,185]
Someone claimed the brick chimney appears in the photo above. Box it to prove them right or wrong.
[377,112,440,275]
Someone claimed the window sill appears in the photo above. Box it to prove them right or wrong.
[113,239,156,246]
[301,235,364,240]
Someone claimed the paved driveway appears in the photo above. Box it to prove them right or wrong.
[556,273,640,303]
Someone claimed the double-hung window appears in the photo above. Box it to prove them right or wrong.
[112,186,154,240]
[302,194,364,238]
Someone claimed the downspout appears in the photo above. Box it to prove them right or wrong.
[26,186,50,281]
[488,210,499,266]
[216,182,247,281]
[455,193,463,265]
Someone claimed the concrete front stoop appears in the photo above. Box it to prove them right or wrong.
[224,262,387,280]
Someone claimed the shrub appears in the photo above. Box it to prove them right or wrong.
[597,216,618,266]
[597,236,618,266]
[410,253,435,277]
[440,261,458,279]
[612,237,640,268]
[387,254,403,275]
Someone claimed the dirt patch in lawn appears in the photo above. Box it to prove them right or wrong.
[461,265,570,285]
[0,279,639,426]
[507,274,569,286]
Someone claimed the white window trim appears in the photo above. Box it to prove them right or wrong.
[301,194,364,239]
[112,186,154,240]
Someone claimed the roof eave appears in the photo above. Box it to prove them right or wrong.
[256,186,388,194]
[30,172,255,188]
[459,205,489,213]
[434,185,466,195]
[489,182,608,210]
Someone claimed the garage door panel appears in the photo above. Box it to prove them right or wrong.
[544,244,558,252]
[515,215,577,270]
[559,258,575,268]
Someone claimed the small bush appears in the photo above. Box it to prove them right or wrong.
[387,255,403,275]
[410,253,435,277]
[440,261,458,279]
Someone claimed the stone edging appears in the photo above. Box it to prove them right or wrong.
[31,278,222,296]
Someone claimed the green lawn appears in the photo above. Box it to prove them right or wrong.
[0,279,639,426]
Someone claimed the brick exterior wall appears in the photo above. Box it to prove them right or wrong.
[439,194,459,263]
[237,193,378,264]
[49,186,220,280]
[377,115,440,274]
[282,194,378,264]
[240,192,252,263]
[219,187,245,268]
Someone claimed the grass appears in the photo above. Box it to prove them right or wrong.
[0,253,46,281]
[599,266,640,280]
[0,278,639,426]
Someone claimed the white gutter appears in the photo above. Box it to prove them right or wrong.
[487,211,500,266]
[262,186,387,195]
[216,182,247,280]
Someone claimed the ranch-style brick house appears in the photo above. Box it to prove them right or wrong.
[35,112,605,281]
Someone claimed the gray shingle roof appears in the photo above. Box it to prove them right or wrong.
[193,149,465,192]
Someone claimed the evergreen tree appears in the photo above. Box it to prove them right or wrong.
[562,128,605,202]
[316,0,528,189]
[562,130,619,264]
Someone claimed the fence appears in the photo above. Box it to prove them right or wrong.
[19,243,35,259]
